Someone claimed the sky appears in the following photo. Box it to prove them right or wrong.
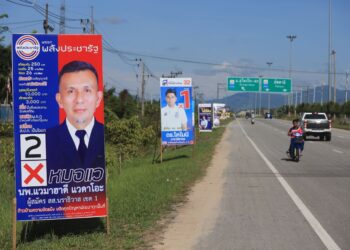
[1,0,350,100]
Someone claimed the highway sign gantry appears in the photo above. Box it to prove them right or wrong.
[227,77,260,92]
[227,77,292,93]
[261,78,291,93]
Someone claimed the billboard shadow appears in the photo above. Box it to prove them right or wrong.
[20,217,105,243]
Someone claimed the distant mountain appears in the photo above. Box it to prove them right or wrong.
[210,87,349,112]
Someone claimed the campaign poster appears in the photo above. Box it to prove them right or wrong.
[12,34,106,221]
[198,103,212,132]
[213,103,226,127]
[160,78,194,145]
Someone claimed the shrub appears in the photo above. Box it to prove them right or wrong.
[0,138,14,173]
[106,117,155,161]
[0,122,13,136]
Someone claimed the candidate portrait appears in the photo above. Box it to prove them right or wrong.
[46,60,105,171]
[161,88,188,131]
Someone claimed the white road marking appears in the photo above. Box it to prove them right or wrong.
[332,149,343,154]
[237,120,341,250]
[309,141,314,144]
[336,135,345,139]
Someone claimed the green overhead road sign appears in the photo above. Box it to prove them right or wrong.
[227,77,260,92]
[261,78,291,93]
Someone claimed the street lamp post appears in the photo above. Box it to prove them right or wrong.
[328,0,333,102]
[287,35,297,116]
[331,50,336,102]
[259,74,263,116]
[346,71,349,119]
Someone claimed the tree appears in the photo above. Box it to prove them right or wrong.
[0,44,11,103]
[116,89,138,119]
[0,13,9,42]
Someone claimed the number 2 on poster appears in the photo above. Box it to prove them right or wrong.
[20,134,46,160]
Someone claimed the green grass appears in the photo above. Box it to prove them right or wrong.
[0,120,230,249]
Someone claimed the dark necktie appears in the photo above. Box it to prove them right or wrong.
[75,130,87,163]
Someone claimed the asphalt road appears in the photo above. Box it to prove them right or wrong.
[195,118,350,250]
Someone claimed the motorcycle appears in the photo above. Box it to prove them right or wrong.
[288,131,304,162]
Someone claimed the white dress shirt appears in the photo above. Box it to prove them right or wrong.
[66,118,95,150]
[161,105,187,131]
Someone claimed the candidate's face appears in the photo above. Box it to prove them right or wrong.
[166,93,177,107]
[56,70,102,129]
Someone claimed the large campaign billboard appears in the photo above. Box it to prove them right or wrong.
[12,34,106,221]
[160,78,194,145]
[198,104,212,132]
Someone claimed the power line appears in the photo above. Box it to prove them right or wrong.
[1,20,42,25]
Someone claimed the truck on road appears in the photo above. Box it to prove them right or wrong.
[300,112,332,141]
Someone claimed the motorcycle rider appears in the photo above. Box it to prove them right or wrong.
[287,119,304,159]
[251,113,255,124]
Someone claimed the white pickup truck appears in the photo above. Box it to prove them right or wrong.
[300,112,332,141]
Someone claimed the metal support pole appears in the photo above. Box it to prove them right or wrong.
[346,71,349,103]
[313,85,316,103]
[332,50,336,102]
[328,0,332,102]
[321,81,324,105]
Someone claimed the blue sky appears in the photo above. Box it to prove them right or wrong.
[1,0,350,99]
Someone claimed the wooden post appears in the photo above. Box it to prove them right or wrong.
[192,127,196,159]
[119,154,122,173]
[192,143,195,159]
[12,198,16,250]
[160,138,163,163]
[106,198,110,235]
[160,141,163,163]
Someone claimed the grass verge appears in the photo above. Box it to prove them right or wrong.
[0,120,231,249]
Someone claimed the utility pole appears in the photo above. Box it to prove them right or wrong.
[259,74,263,115]
[287,35,297,116]
[321,81,324,105]
[346,71,349,103]
[44,3,48,34]
[328,0,333,102]
[300,87,303,105]
[216,83,225,100]
[80,19,89,33]
[332,50,336,102]
[266,62,273,112]
[59,0,65,34]
[90,6,95,34]
[346,71,349,119]
[295,90,298,116]
[140,60,145,117]
[313,85,316,103]
[43,4,55,34]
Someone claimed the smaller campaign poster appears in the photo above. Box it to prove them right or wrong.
[160,78,194,145]
[198,104,212,132]
[213,103,226,127]
[12,34,106,221]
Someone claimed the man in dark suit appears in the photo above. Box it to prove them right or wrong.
[46,61,105,172]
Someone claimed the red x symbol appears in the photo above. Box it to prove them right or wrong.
[24,163,44,184]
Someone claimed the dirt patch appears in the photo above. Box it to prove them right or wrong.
[152,124,233,250]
